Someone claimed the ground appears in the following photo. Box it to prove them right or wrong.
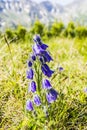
[0,37,87,130]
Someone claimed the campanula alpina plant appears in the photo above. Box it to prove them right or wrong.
[26,35,58,128]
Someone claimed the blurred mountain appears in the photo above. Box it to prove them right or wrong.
[0,0,87,30]
[65,0,87,25]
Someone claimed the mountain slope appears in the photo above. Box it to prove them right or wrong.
[65,0,87,25]
[0,0,87,30]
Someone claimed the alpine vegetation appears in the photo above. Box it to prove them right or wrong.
[26,35,58,117]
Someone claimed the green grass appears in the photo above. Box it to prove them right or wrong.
[0,37,87,130]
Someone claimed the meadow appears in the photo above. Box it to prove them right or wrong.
[0,35,87,130]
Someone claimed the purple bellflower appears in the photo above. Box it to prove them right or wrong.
[33,95,41,106]
[43,51,53,62]
[28,60,32,67]
[26,68,34,79]
[39,54,52,64]
[33,35,53,63]
[46,88,58,103]
[33,43,52,62]
[33,43,44,55]
[26,100,34,111]
[42,79,52,89]
[41,43,48,50]
[31,55,36,61]
[39,56,44,63]
[28,81,36,93]
[33,35,41,44]
[33,35,48,50]
[59,67,63,72]
[41,64,54,77]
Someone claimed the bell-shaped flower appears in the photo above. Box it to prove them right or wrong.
[28,60,32,67]
[42,79,52,89]
[26,100,34,111]
[33,95,41,106]
[41,64,54,77]
[33,35,48,50]
[31,55,36,61]
[33,43,44,55]
[33,35,41,44]
[39,56,44,63]
[43,51,53,62]
[41,43,48,50]
[59,67,63,72]
[26,68,34,79]
[46,88,58,103]
[28,81,36,93]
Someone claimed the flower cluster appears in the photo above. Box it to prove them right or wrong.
[26,35,58,112]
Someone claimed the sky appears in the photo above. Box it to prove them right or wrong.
[33,0,74,5]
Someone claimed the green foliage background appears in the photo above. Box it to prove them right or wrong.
[3,20,87,41]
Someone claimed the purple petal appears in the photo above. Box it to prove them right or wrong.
[28,81,36,93]
[33,95,41,106]
[39,56,47,64]
[39,56,44,63]
[28,60,32,67]
[41,44,48,50]
[46,89,58,103]
[31,55,36,61]
[42,79,52,89]
[41,64,54,77]
[43,51,53,62]
[26,100,34,111]
[26,68,34,79]
[33,44,44,55]
[59,67,63,71]
[33,35,41,44]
